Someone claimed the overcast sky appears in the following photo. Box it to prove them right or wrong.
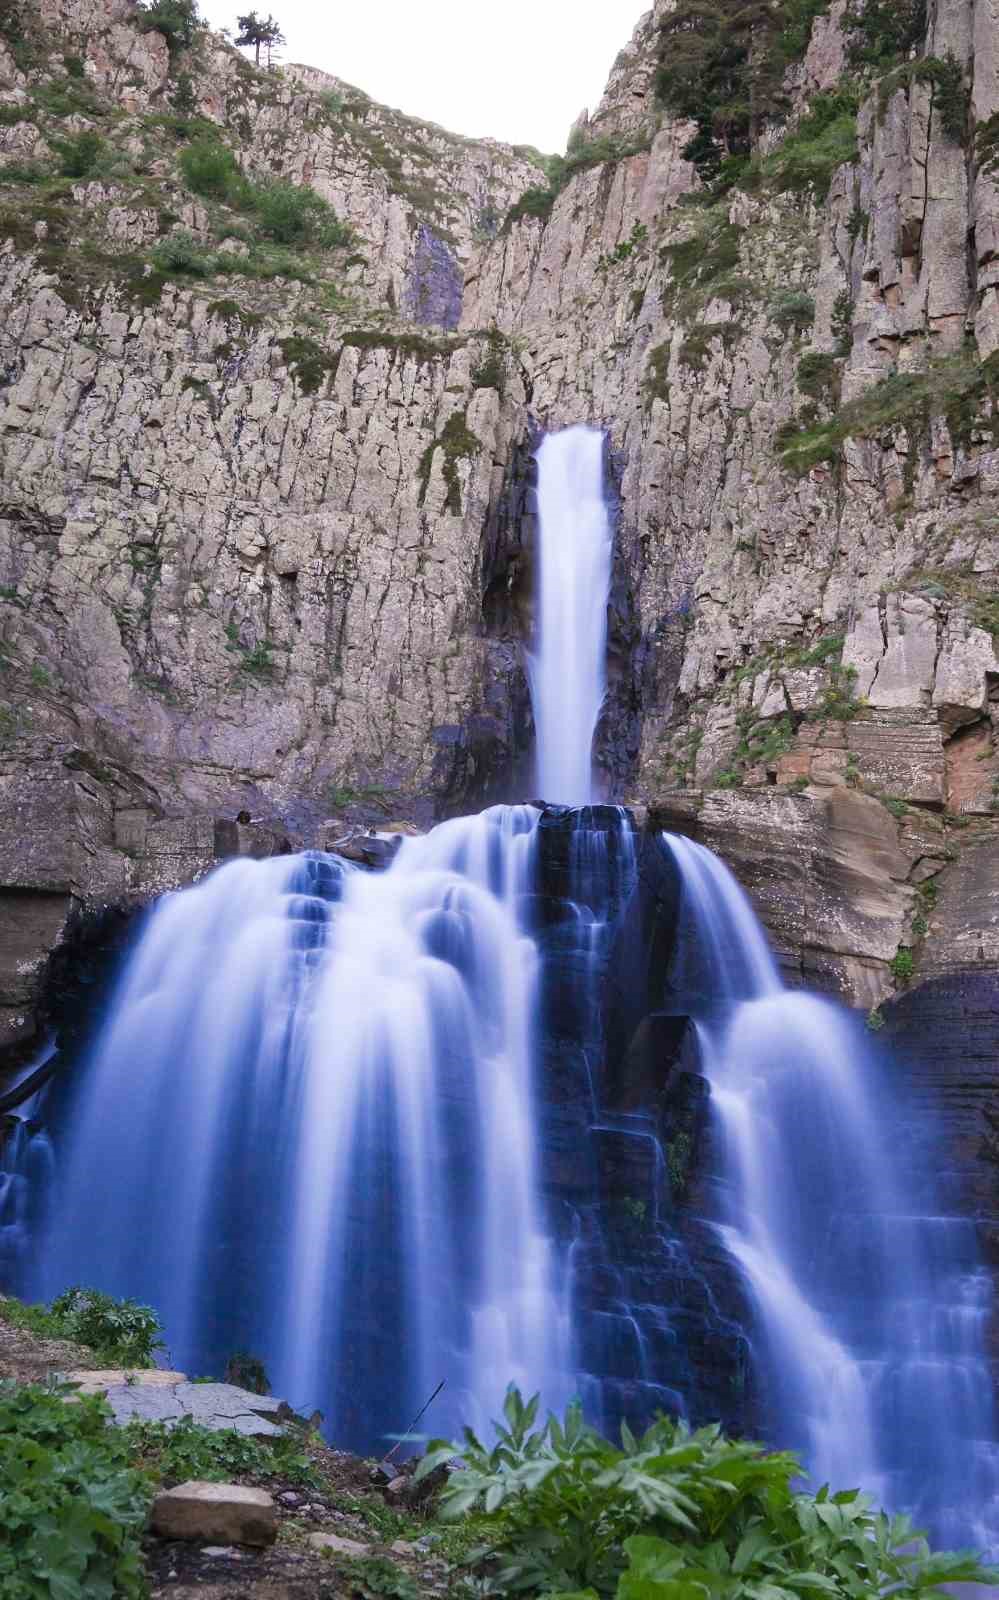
[197,1,649,154]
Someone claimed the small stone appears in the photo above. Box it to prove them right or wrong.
[279,1491,302,1506]
[202,1546,241,1558]
[386,1474,408,1497]
[308,1533,372,1556]
[150,1481,276,1547]
[391,1539,415,1555]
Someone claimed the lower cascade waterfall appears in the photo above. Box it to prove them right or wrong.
[2,419,999,1559]
[663,833,999,1552]
[23,808,571,1449]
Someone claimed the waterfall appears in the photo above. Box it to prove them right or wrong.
[663,832,999,1551]
[527,425,613,805]
[26,808,569,1450]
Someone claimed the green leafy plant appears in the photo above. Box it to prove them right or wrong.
[50,1286,164,1366]
[471,329,507,391]
[416,1388,997,1598]
[621,1196,648,1226]
[763,88,859,198]
[891,946,915,986]
[337,1555,420,1599]
[0,1381,149,1599]
[844,0,926,70]
[122,1412,316,1486]
[867,1006,886,1030]
[769,289,816,332]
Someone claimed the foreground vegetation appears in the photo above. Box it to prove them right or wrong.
[0,1281,997,1600]
[417,1387,999,1598]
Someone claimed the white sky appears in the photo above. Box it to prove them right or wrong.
[197,1,649,154]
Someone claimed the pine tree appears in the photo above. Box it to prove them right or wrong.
[234,10,285,67]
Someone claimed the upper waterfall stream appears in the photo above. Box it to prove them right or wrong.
[527,425,612,805]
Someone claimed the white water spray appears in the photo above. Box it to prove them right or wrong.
[527,426,613,805]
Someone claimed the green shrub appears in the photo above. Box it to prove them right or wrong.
[867,1006,886,1030]
[778,350,999,475]
[977,111,999,177]
[51,1286,164,1365]
[0,1381,149,1599]
[844,0,926,69]
[136,0,201,56]
[51,128,103,179]
[416,1387,997,1598]
[891,946,915,986]
[277,333,334,395]
[151,228,215,276]
[471,329,506,391]
[180,135,241,198]
[502,133,651,232]
[769,288,816,331]
[0,157,50,184]
[502,184,556,229]
[0,0,23,45]
[249,177,351,247]
[337,1556,420,1599]
[656,0,834,180]
[0,1288,163,1366]
[909,53,969,142]
[797,350,841,402]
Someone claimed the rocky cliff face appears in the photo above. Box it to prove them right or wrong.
[2,0,999,1079]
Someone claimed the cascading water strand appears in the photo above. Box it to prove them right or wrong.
[662,832,999,1552]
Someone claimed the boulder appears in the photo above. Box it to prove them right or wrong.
[308,1532,372,1556]
[150,1481,276,1546]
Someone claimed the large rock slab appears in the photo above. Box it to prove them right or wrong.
[66,1371,286,1436]
[150,1481,276,1546]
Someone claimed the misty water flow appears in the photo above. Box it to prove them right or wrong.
[20,811,570,1449]
[663,832,999,1552]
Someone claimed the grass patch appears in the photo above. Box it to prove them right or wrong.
[778,351,999,474]
[418,411,480,515]
[660,208,750,320]
[762,89,859,198]
[123,1413,317,1487]
[501,131,653,233]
